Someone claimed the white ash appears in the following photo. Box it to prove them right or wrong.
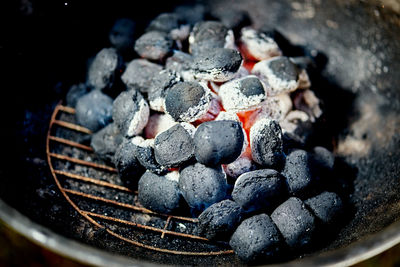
[258,93,293,122]
[121,59,163,93]
[208,81,221,94]
[239,27,282,61]
[224,155,256,179]
[280,110,310,133]
[180,122,197,137]
[232,66,250,80]
[131,136,154,148]
[224,29,237,50]
[196,97,222,122]
[297,69,311,89]
[219,75,266,112]
[216,111,241,122]
[127,98,150,137]
[293,89,322,122]
[252,57,300,96]
[144,113,177,139]
[165,170,180,183]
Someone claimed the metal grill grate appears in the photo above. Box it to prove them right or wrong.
[46,103,234,256]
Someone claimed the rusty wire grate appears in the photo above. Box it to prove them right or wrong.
[46,103,234,256]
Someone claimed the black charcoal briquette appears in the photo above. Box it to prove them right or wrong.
[91,123,124,163]
[132,137,167,175]
[305,191,344,225]
[154,124,194,167]
[229,214,282,263]
[134,31,174,61]
[87,48,121,90]
[194,120,244,166]
[147,69,181,112]
[189,21,229,55]
[271,197,316,249]
[121,59,163,93]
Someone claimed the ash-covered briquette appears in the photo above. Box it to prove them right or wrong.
[179,163,228,213]
[165,50,193,73]
[138,171,182,214]
[188,48,243,82]
[134,31,174,61]
[121,59,163,93]
[256,93,293,122]
[250,118,285,169]
[113,138,143,188]
[280,110,314,146]
[66,83,90,108]
[90,123,124,163]
[87,48,121,90]
[252,56,299,95]
[112,89,149,138]
[108,18,136,53]
[282,149,313,197]
[154,124,194,168]
[75,90,113,132]
[239,27,282,61]
[305,191,344,225]
[229,214,282,263]
[271,197,316,249]
[197,199,242,240]
[194,120,244,166]
[132,137,167,175]
[164,81,212,122]
[188,21,229,55]
[232,169,287,213]
[223,155,257,180]
[147,69,181,112]
[219,75,266,112]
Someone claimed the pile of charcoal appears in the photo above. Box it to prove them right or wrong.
[67,10,346,264]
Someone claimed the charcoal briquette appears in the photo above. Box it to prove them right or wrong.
[146,13,183,34]
[121,59,163,93]
[271,197,316,249]
[148,69,181,112]
[229,214,282,263]
[179,163,228,213]
[66,83,90,108]
[154,124,194,168]
[138,171,182,214]
[132,137,167,175]
[189,21,229,55]
[75,90,113,132]
[109,18,136,53]
[112,89,149,137]
[165,50,193,73]
[90,123,124,163]
[87,48,121,90]
[312,146,335,171]
[305,191,344,225]
[232,169,287,212]
[194,120,244,166]
[197,199,242,240]
[134,31,174,61]
[240,27,282,61]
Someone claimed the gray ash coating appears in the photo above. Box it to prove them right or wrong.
[239,76,265,97]
[190,48,242,81]
[90,123,124,163]
[197,200,242,240]
[232,169,287,213]
[229,214,282,263]
[305,192,344,225]
[133,142,167,175]
[138,171,182,214]
[154,124,194,168]
[75,90,113,132]
[121,59,163,93]
[109,18,136,53]
[164,81,207,122]
[194,120,244,166]
[66,83,90,108]
[113,138,143,187]
[271,197,316,249]
[147,69,181,111]
[165,51,193,73]
[145,13,183,33]
[87,48,121,90]
[179,163,228,213]
[282,149,313,197]
[267,56,299,82]
[134,31,174,61]
[189,21,228,55]
[250,119,285,169]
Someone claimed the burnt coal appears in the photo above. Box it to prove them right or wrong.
[154,124,195,168]
[312,146,335,171]
[305,191,344,225]
[252,56,299,95]
[232,169,287,213]
[197,199,242,240]
[189,21,229,55]
[271,197,316,249]
[148,69,181,112]
[134,31,174,62]
[194,120,244,166]
[87,48,122,90]
[132,137,167,175]
[189,48,243,82]
[239,27,282,61]
[112,89,149,138]
[75,90,113,132]
[165,50,192,73]
[66,83,90,108]
[282,149,313,197]
[164,81,211,122]
[146,13,183,34]
[138,171,182,214]
[219,75,266,112]
[229,214,282,263]
[250,118,285,169]
[113,138,143,188]
[109,18,136,53]
[121,59,163,93]
[179,163,228,213]
[90,123,124,163]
